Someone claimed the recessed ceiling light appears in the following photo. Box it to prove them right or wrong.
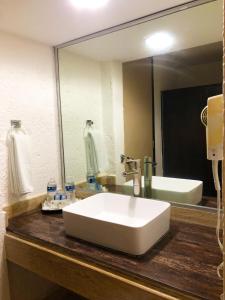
[145,32,175,53]
[70,0,109,9]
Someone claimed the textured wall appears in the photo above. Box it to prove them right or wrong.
[59,50,106,182]
[0,31,61,207]
[0,31,61,300]
[108,61,125,184]
[59,49,124,183]
[101,61,125,184]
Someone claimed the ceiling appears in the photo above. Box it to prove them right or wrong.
[63,1,223,62]
[0,0,208,46]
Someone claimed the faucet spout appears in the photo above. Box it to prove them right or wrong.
[144,156,156,198]
[121,154,141,197]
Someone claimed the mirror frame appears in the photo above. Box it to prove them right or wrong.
[54,0,219,212]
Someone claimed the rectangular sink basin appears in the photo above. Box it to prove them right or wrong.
[124,176,203,205]
[63,193,171,255]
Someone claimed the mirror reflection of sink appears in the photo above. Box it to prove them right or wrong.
[63,193,171,255]
[124,176,203,205]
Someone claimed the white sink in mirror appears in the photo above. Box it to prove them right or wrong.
[63,193,171,255]
[124,176,203,205]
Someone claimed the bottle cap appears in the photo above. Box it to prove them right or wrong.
[144,156,152,163]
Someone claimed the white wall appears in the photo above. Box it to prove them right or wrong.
[101,61,125,184]
[59,50,104,183]
[59,50,124,184]
[108,62,125,184]
[0,31,61,300]
[153,56,222,175]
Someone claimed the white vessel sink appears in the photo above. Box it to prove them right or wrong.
[63,193,171,255]
[124,176,203,205]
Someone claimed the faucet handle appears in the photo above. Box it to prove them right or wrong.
[120,154,126,163]
[120,154,134,163]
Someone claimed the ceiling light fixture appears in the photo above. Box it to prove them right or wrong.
[145,32,175,53]
[70,0,109,9]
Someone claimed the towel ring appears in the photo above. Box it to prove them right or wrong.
[11,120,21,128]
[86,120,94,127]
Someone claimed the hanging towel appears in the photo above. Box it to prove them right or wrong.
[84,131,99,176]
[7,127,33,196]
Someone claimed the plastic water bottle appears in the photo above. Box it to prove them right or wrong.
[87,175,97,191]
[65,177,75,201]
[54,190,67,200]
[47,178,57,202]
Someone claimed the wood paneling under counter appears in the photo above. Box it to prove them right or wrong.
[6,234,196,300]
[6,211,222,300]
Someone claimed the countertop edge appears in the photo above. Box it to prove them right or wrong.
[5,231,202,300]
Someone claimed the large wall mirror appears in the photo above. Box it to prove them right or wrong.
[56,0,223,210]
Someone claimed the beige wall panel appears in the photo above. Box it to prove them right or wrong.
[123,58,153,170]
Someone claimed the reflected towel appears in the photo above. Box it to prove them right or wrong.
[7,128,33,195]
[84,132,99,176]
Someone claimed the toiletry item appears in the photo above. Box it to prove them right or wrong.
[144,156,152,198]
[60,192,67,200]
[54,191,61,201]
[87,174,97,191]
[54,190,67,200]
[95,182,102,191]
[47,178,57,203]
[65,177,75,201]
[42,187,71,212]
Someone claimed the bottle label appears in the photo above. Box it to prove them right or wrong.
[60,194,67,200]
[87,176,96,184]
[65,185,75,192]
[54,193,60,200]
[47,186,57,192]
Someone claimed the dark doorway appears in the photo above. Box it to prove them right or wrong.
[161,84,222,197]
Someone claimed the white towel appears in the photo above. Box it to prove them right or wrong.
[7,127,33,196]
[84,131,99,176]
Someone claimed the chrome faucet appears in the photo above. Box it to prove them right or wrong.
[121,154,141,197]
[144,156,153,197]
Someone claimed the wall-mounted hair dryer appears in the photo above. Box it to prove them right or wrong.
[201,94,224,290]
[203,95,224,160]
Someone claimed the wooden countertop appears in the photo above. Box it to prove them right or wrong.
[7,210,222,300]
